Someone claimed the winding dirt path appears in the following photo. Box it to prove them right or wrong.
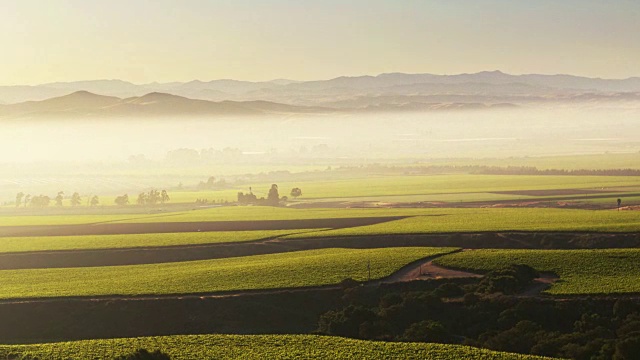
[377,258,482,284]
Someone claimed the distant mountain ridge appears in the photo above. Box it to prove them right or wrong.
[0,91,331,119]
[1,71,640,114]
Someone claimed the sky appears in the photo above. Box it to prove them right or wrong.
[1,0,639,85]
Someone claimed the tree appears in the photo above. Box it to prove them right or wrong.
[267,184,280,205]
[137,192,148,205]
[30,195,51,207]
[197,176,216,190]
[115,194,129,206]
[147,190,161,205]
[90,195,99,207]
[161,190,170,204]
[15,192,24,208]
[55,191,64,207]
[24,194,31,207]
[290,187,302,199]
[70,192,82,207]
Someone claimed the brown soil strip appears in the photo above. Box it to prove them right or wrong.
[376,258,482,284]
[0,216,407,238]
[0,231,638,270]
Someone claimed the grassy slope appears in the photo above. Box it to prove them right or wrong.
[0,230,321,253]
[434,249,640,295]
[0,334,555,359]
[0,247,457,299]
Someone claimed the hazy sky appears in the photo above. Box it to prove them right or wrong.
[2,0,639,85]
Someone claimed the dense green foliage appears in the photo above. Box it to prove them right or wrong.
[318,278,640,359]
[0,247,456,299]
[0,334,555,359]
[434,249,640,295]
[0,230,319,253]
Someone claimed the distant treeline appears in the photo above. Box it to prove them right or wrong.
[466,165,640,176]
[332,164,640,177]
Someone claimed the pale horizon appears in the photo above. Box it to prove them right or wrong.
[2,0,639,86]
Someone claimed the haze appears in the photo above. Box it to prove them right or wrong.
[2,0,640,85]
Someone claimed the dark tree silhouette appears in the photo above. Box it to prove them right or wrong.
[30,195,51,207]
[161,190,170,204]
[115,194,129,206]
[24,194,31,207]
[70,192,82,207]
[290,187,302,199]
[137,192,147,205]
[90,195,99,207]
[15,192,24,208]
[147,190,161,205]
[267,184,280,205]
[55,191,64,207]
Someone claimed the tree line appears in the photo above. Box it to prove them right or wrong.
[14,190,169,208]
[332,164,640,177]
[317,265,640,359]
[236,185,302,206]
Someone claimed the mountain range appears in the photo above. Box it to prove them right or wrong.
[1,71,640,118]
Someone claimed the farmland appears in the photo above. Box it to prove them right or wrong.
[0,334,554,359]
[0,230,319,253]
[284,208,640,237]
[434,248,640,295]
[0,247,456,299]
[1,167,640,359]
[155,173,640,203]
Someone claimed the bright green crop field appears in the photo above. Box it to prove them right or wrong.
[0,247,456,299]
[434,249,640,295]
[0,230,320,253]
[0,334,555,359]
[285,208,640,238]
[3,206,640,233]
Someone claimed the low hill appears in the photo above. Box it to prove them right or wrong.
[0,91,329,119]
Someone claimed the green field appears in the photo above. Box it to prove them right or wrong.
[0,334,554,359]
[284,208,640,238]
[3,206,640,234]
[0,230,321,253]
[167,174,640,202]
[0,247,456,299]
[434,248,640,295]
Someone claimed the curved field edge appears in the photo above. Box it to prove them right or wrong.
[0,247,457,300]
[0,334,557,360]
[0,229,324,254]
[433,249,640,295]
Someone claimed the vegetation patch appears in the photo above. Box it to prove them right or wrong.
[0,334,555,359]
[0,230,319,253]
[433,249,640,295]
[0,247,457,299]
[285,208,640,238]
